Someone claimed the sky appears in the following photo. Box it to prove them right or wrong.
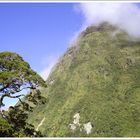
[1,2,140,108]
[0,3,83,80]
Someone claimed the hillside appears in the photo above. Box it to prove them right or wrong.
[28,22,140,137]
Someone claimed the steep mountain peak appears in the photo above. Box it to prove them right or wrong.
[28,22,140,137]
[81,22,119,37]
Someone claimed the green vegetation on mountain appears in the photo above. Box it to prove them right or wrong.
[28,22,140,137]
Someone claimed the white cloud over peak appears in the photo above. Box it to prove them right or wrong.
[40,55,59,80]
[40,62,55,80]
[78,3,140,37]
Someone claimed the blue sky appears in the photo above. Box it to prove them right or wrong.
[0,3,83,78]
[1,2,140,108]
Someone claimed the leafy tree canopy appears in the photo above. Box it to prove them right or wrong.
[0,51,47,137]
[0,51,46,108]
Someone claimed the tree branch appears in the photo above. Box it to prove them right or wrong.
[15,86,34,93]
[0,93,25,108]
[0,83,10,92]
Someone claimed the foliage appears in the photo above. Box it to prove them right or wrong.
[0,51,46,108]
[0,103,43,137]
[0,91,45,137]
[0,52,46,137]
[0,118,14,137]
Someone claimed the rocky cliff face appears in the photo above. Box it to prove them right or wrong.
[28,22,140,137]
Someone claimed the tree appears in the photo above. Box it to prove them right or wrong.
[1,101,43,137]
[0,51,46,137]
[0,51,46,108]
[0,90,46,137]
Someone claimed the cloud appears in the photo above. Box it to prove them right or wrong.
[78,3,140,38]
[40,55,59,80]
[40,62,55,80]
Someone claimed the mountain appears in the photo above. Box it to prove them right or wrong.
[28,22,140,137]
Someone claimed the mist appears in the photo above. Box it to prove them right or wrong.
[78,3,140,38]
